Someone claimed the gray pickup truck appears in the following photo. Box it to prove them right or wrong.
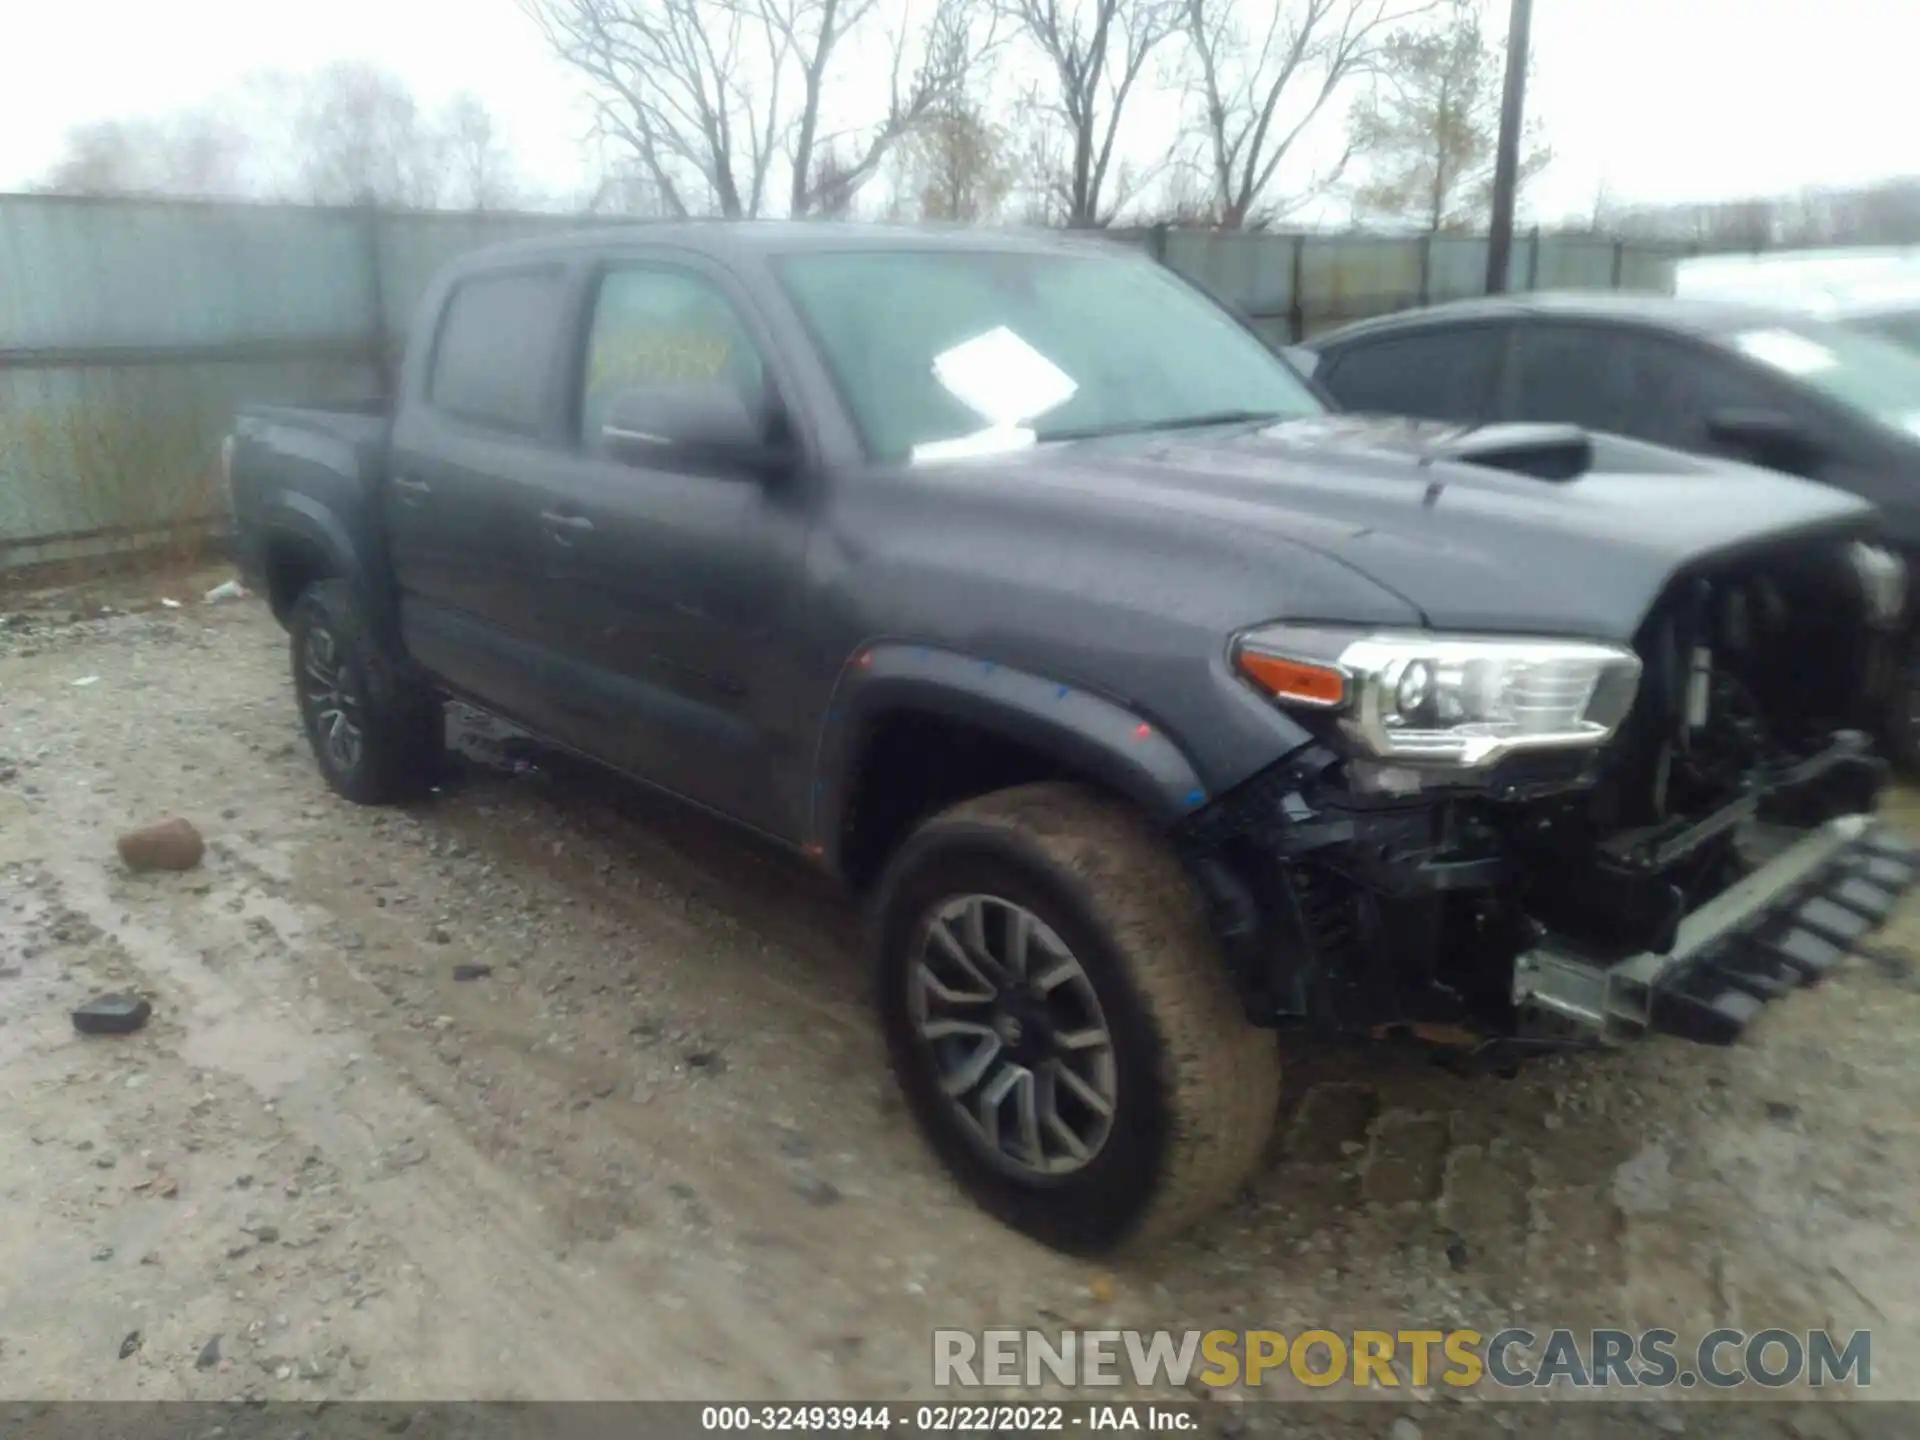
[226,223,1918,1254]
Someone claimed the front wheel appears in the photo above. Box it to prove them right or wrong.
[872,783,1281,1254]
[289,579,443,805]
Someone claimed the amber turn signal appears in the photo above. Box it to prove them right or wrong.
[1237,648,1347,708]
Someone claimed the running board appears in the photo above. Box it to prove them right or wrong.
[1512,815,1919,1046]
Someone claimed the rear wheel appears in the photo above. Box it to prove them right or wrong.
[289,580,443,805]
[872,782,1281,1254]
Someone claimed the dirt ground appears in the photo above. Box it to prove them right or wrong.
[4,574,1920,1437]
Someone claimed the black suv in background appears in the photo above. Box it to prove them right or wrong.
[1302,293,1920,764]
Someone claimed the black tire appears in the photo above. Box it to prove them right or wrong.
[288,579,443,805]
[872,782,1281,1254]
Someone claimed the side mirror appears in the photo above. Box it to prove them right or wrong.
[1706,407,1823,475]
[599,383,788,476]
[1280,345,1321,378]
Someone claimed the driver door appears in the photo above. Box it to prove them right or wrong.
[529,258,815,841]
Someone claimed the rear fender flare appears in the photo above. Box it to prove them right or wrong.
[261,494,395,639]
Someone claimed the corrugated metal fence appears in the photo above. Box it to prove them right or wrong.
[1118,226,1680,343]
[0,193,1682,572]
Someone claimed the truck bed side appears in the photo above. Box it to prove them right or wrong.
[228,402,393,631]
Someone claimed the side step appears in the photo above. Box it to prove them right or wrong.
[1514,818,1920,1046]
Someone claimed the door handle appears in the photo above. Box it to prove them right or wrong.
[392,476,431,494]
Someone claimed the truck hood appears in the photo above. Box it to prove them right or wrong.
[970,414,1883,642]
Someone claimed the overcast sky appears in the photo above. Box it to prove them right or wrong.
[3,0,1914,219]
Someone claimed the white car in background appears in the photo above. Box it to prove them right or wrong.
[1676,247,1920,352]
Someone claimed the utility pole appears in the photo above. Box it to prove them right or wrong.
[1484,0,1534,294]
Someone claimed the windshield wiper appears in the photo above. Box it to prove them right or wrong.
[1032,409,1290,443]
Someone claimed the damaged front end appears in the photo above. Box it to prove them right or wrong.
[1182,535,1919,1058]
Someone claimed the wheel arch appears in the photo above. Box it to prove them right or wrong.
[258,493,389,635]
[814,643,1212,892]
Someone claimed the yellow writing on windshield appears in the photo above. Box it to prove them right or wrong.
[589,330,731,393]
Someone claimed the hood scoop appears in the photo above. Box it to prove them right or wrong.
[1252,414,1598,483]
[1421,423,1595,482]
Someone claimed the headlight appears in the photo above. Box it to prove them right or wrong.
[1846,542,1905,627]
[1234,625,1643,768]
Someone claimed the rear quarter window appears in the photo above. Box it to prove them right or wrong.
[1317,326,1505,422]
[428,269,567,434]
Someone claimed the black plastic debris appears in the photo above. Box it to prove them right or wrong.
[196,1334,222,1369]
[119,1331,143,1359]
[72,994,152,1036]
[450,963,492,982]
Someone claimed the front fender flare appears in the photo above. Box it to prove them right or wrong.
[809,642,1213,868]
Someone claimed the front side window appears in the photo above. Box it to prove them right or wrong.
[1509,325,1713,446]
[578,266,768,446]
[774,249,1322,462]
[428,269,566,433]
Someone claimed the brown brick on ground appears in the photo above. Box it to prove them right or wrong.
[116,816,205,873]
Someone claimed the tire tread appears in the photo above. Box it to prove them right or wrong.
[907,782,1281,1249]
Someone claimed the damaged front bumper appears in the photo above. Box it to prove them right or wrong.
[1514,814,1920,1046]
[1182,731,1920,1054]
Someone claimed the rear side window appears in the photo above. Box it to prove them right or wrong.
[428,269,566,433]
[1317,327,1505,422]
[1509,325,1660,439]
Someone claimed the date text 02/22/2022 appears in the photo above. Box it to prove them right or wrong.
[698,1405,1198,1432]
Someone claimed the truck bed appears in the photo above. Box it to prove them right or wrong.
[228,402,394,618]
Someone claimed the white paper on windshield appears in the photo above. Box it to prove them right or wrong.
[1902,412,1920,439]
[1734,328,1839,376]
[910,425,1038,464]
[931,326,1078,427]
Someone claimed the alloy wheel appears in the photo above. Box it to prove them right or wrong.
[907,893,1118,1179]
[302,626,365,775]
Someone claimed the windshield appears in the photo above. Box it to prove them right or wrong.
[1855,308,1920,356]
[774,248,1323,463]
[1727,321,1920,436]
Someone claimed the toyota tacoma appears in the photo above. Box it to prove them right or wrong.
[225,224,1918,1255]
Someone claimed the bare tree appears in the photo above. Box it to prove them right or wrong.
[1584,176,1616,235]
[292,62,447,207]
[583,159,680,216]
[521,0,783,218]
[524,0,985,218]
[1162,157,1216,223]
[1673,197,1781,252]
[897,90,1017,222]
[1346,0,1548,231]
[997,0,1183,227]
[1008,90,1075,225]
[1180,0,1428,228]
[36,110,250,199]
[36,121,148,196]
[765,0,984,215]
[1843,179,1920,245]
[438,93,522,211]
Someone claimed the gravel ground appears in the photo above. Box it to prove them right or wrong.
[3,577,1919,1438]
